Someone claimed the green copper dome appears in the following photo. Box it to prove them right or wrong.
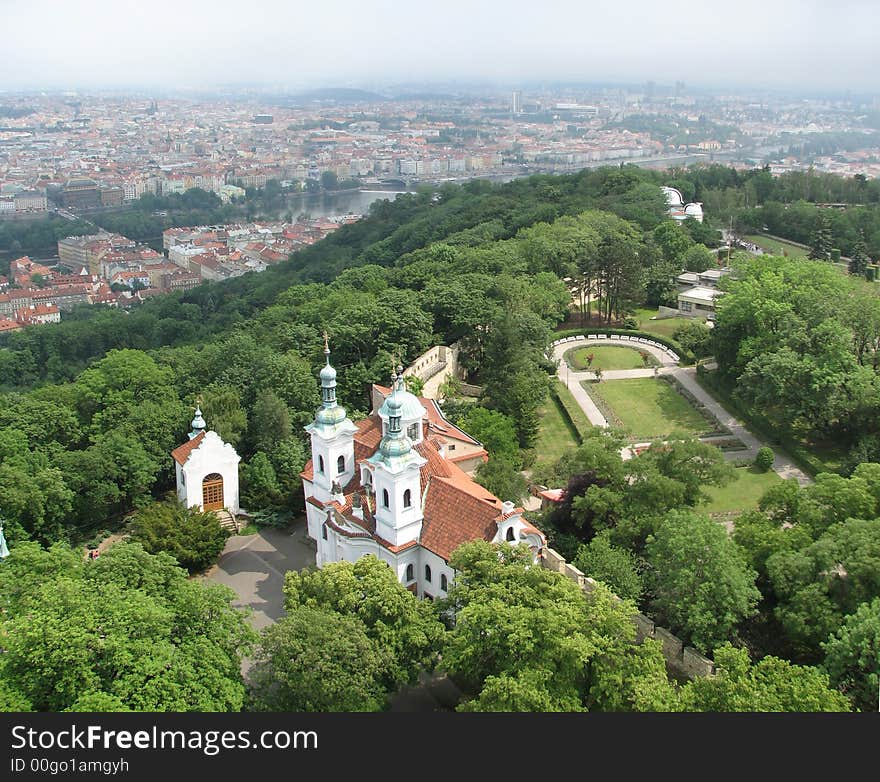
[379,387,425,422]
[320,362,337,383]
[379,431,414,459]
[315,404,348,426]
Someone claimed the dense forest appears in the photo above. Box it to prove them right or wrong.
[1,164,878,712]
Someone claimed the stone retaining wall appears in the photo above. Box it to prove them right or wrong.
[540,546,715,681]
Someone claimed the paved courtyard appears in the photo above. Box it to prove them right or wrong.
[202,518,316,631]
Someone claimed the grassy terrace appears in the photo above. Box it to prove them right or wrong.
[743,234,809,260]
[585,377,708,441]
[631,307,700,340]
[564,345,656,371]
[702,465,781,514]
[535,392,581,465]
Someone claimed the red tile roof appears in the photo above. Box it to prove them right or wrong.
[171,431,205,465]
[420,476,504,561]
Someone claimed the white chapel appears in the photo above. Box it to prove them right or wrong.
[300,340,546,599]
[172,406,241,514]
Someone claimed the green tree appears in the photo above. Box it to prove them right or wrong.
[682,244,715,272]
[200,386,247,448]
[645,510,760,653]
[653,221,693,263]
[849,233,871,277]
[129,500,229,573]
[473,458,528,503]
[249,607,387,712]
[442,541,676,712]
[822,598,880,712]
[673,319,713,358]
[458,407,521,466]
[283,556,445,689]
[240,451,282,509]
[809,212,833,261]
[679,643,850,712]
[0,542,254,712]
[637,439,735,506]
[755,446,774,472]
[573,531,644,602]
[248,390,292,453]
[768,517,880,659]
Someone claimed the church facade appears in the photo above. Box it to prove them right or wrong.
[172,406,241,514]
[300,342,546,599]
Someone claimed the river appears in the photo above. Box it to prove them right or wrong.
[280,189,409,220]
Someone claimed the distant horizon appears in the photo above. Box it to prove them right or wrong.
[2,0,878,95]
[0,79,875,102]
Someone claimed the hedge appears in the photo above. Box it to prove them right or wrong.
[549,379,592,442]
[551,328,695,365]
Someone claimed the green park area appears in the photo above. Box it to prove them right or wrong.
[586,377,709,441]
[631,307,700,339]
[564,344,656,371]
[702,465,782,514]
[534,395,581,466]
[743,234,809,260]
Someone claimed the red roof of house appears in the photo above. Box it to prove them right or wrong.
[171,431,205,465]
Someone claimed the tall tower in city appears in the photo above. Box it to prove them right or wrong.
[511,90,523,114]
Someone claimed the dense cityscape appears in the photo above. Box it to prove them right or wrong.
[1,3,880,759]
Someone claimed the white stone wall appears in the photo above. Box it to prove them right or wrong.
[178,431,240,513]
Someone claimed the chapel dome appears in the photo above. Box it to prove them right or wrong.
[379,387,426,422]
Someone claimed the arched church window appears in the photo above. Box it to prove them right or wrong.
[407,423,419,441]
[337,455,345,474]
[425,564,432,583]
[506,527,516,542]
[403,489,411,508]
[318,455,325,474]
[322,524,328,540]
[382,488,389,508]
[441,574,448,591]
[405,563,414,582]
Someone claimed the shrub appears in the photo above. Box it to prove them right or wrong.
[128,501,229,573]
[755,447,775,472]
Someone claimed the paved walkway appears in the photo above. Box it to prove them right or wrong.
[553,336,813,486]
[202,520,315,631]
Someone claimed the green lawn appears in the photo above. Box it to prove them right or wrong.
[631,307,699,339]
[586,377,709,440]
[565,345,656,371]
[534,393,580,465]
[743,234,809,260]
[702,465,781,514]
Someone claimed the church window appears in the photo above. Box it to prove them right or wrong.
[506,527,516,542]
[337,455,345,474]
[322,524,328,540]
[403,489,412,508]
[382,488,389,508]
[405,564,414,582]
[407,423,419,441]
[425,564,432,583]
[441,574,448,591]
[318,455,325,474]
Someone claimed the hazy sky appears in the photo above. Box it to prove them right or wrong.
[2,0,878,93]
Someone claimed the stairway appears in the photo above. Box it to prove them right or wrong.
[214,509,239,533]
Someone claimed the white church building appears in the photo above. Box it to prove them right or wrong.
[172,406,241,514]
[300,340,546,599]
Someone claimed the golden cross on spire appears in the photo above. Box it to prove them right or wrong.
[323,330,330,352]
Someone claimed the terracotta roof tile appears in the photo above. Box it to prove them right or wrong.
[171,431,205,465]
[419,475,505,560]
